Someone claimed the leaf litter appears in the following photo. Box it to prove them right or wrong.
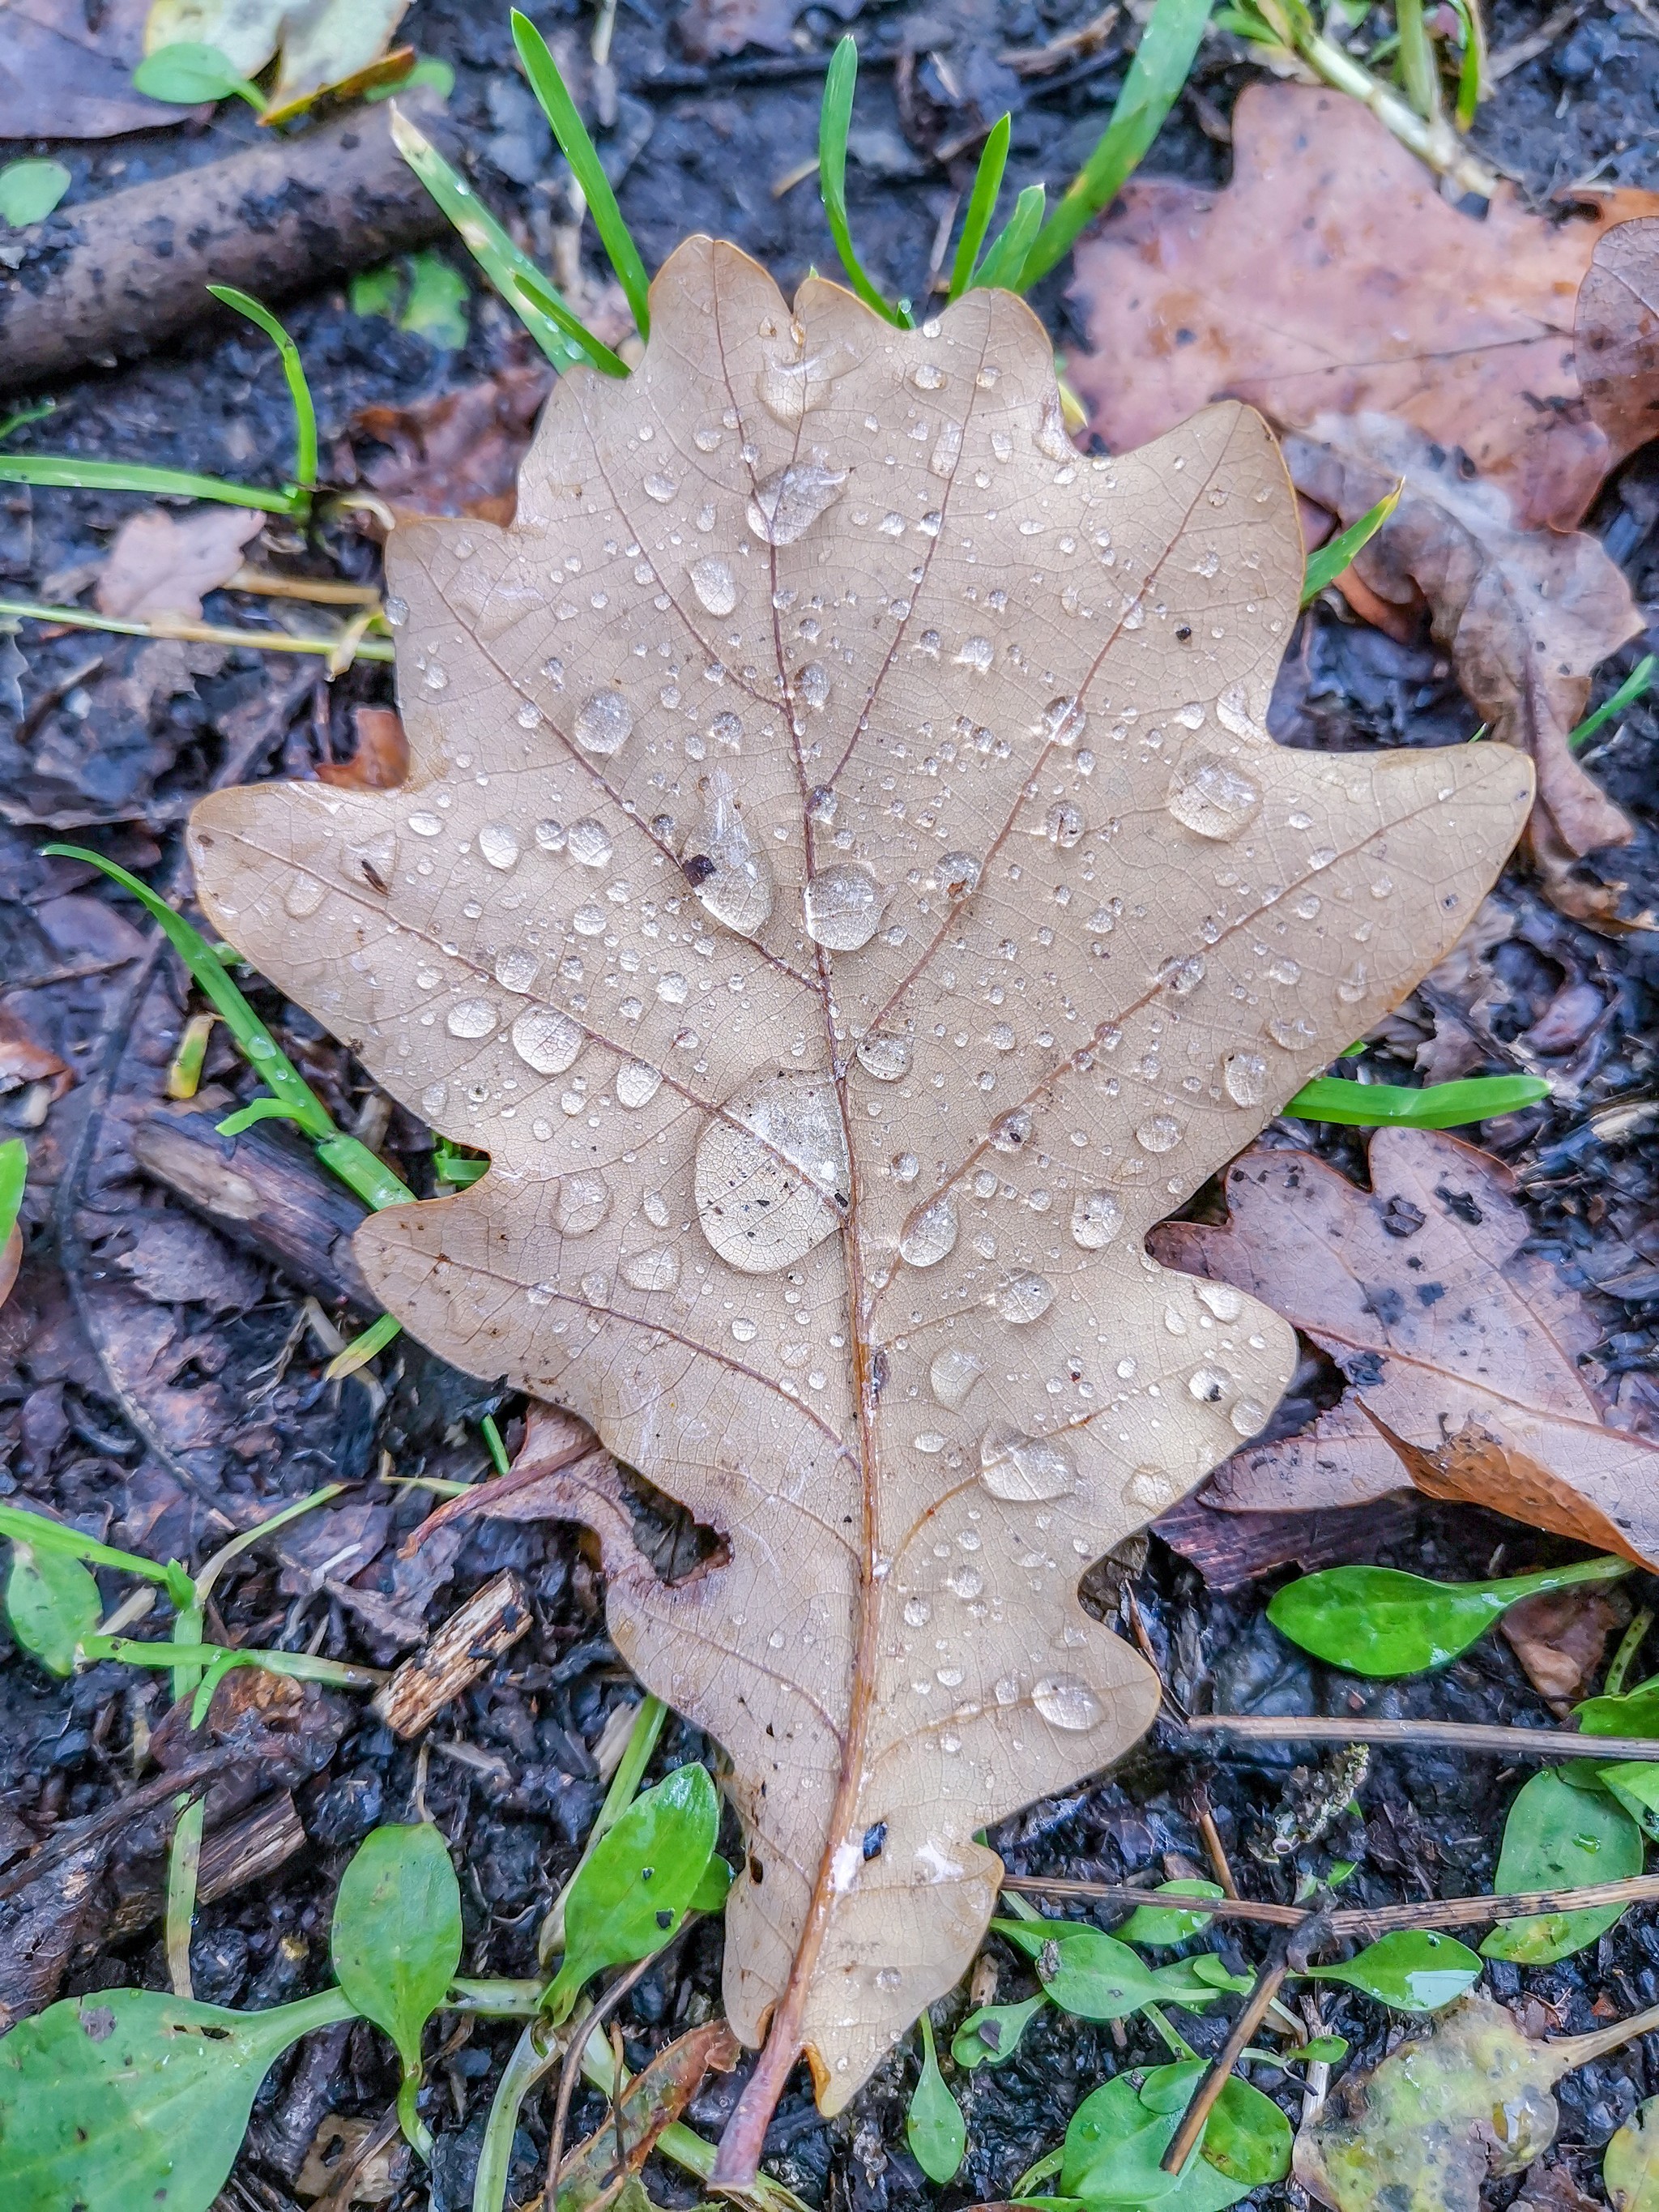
[186,235,1531,2161]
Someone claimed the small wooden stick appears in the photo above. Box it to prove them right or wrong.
[1182,1714,1659,1761]
[1001,1869,1659,1937]
[545,1952,663,2209]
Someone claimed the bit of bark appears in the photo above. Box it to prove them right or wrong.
[0,90,458,394]
[370,1569,532,1739]
[0,1747,237,1902]
[109,1791,307,1937]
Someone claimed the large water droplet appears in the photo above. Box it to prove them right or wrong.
[980,1424,1077,1501]
[747,462,847,546]
[756,346,842,425]
[1167,755,1262,839]
[804,865,880,950]
[1069,1190,1122,1249]
[621,1245,680,1292]
[1187,1363,1232,1404]
[689,557,737,617]
[1222,1051,1269,1107]
[644,472,677,502]
[694,1073,849,1273]
[1136,1113,1183,1155]
[512,1006,583,1074]
[446,998,498,1040]
[1032,1675,1103,1731]
[495,947,539,993]
[929,1346,983,1410]
[567,818,614,869]
[995,1270,1056,1326]
[939,852,981,899]
[1033,391,1074,463]
[478,822,520,870]
[557,1172,611,1238]
[616,1061,663,1109]
[899,1193,958,1268]
[575,690,634,757]
[684,770,774,937]
[284,873,326,918]
[856,1033,911,1081]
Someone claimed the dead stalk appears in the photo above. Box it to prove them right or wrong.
[1183,1713,1659,1761]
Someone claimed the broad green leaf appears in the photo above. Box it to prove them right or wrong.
[133,42,263,108]
[331,1822,463,2079]
[691,1852,734,1913]
[5,1543,101,1676]
[1267,1557,1630,1677]
[1606,2094,1659,2212]
[1306,1930,1482,2011]
[1199,2073,1294,2187]
[0,159,70,228]
[992,1919,1162,2020]
[1576,1684,1659,1737]
[1481,1770,1643,1964]
[546,1763,719,2020]
[906,2014,966,2183]
[1116,1879,1226,1946]
[0,1987,352,2212]
[1062,2061,1290,2210]
[953,1992,1047,2069]
[1162,1954,1253,1998]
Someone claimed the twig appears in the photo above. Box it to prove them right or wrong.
[0,1747,236,1898]
[0,597,394,664]
[1192,1787,1239,1898]
[1488,0,1583,75]
[1162,1916,1324,2174]
[1000,1871,1659,1938]
[546,1944,681,2206]
[226,568,383,609]
[1181,1714,1659,1761]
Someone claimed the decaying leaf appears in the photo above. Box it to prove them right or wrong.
[1577,220,1659,467]
[0,0,189,141]
[186,237,1530,2156]
[1154,1129,1659,1564]
[1499,1582,1627,1705]
[94,506,263,624]
[1298,1993,1659,2212]
[1069,82,1659,535]
[1281,415,1641,920]
[143,0,409,119]
[1606,2096,1659,2212]
[349,365,554,524]
[557,2018,740,2212]
[317,707,411,793]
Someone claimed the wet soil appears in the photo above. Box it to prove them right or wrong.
[6,2,1659,2208]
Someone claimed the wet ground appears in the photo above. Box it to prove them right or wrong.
[7,1,1659,2206]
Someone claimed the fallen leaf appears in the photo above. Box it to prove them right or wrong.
[143,0,409,119]
[1153,1128,1659,1563]
[0,1009,70,1100]
[675,0,802,62]
[1577,220,1659,468]
[318,707,410,792]
[94,506,264,623]
[559,2018,740,2211]
[294,2113,407,2206]
[1281,414,1641,917]
[186,237,1530,2142]
[0,0,192,140]
[1499,1582,1627,1704]
[1606,2098,1659,2212]
[1069,81,1659,534]
[350,363,553,523]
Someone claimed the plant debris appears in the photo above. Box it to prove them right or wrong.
[93,507,264,624]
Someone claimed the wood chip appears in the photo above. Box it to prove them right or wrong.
[370,1569,532,1739]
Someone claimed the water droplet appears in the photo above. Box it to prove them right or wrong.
[1230,1398,1268,1437]
[694,1074,849,1273]
[423,660,449,692]
[1187,1363,1232,1403]
[1033,391,1073,463]
[1137,1113,1183,1155]
[1223,1052,1269,1108]
[1159,954,1205,995]
[893,1151,920,1183]
[622,1245,680,1292]
[512,1006,583,1074]
[1167,755,1262,839]
[856,1033,911,1081]
[1032,1675,1102,1731]
[644,472,676,502]
[911,362,945,391]
[747,462,847,546]
[929,421,962,478]
[686,770,774,937]
[284,873,326,918]
[421,1081,446,1117]
[693,425,722,451]
[929,1347,983,1410]
[939,852,981,899]
[407,811,443,838]
[657,972,689,1005]
[1197,1282,1243,1322]
[804,864,880,951]
[900,1193,958,1268]
[446,998,498,1039]
[995,1270,1055,1326]
[535,818,566,852]
[557,1173,611,1237]
[567,818,614,869]
[807,784,838,825]
[1042,695,1086,746]
[990,1108,1032,1155]
[1069,1190,1122,1249]
[1127,1467,1177,1510]
[689,557,737,617]
[981,1425,1077,1501]
[495,947,539,993]
[955,636,994,674]
[731,1317,758,1343]
[384,595,408,626]
[616,1061,663,1109]
[1045,801,1084,848]
[756,347,842,424]
[575,690,634,757]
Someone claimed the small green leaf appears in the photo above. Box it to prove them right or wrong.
[1299,485,1401,606]
[0,1138,24,1248]
[1116,1879,1226,1946]
[399,251,470,348]
[331,1823,463,2155]
[545,1763,719,2021]
[907,2013,966,2183]
[992,1919,1162,2020]
[1282,1073,1551,1129]
[1481,1770,1643,1964]
[974,183,1048,293]
[1299,2034,1350,2063]
[350,263,405,319]
[1306,1931,1482,2012]
[1267,1557,1630,1677]
[953,1992,1047,2069]
[1606,2094,1659,2212]
[0,159,70,228]
[5,1544,101,1676]
[0,1987,352,2212]
[1575,1684,1659,1739]
[365,53,455,101]
[1198,2076,1294,2188]
[816,36,909,327]
[133,42,264,109]
[691,1853,733,1912]
[1062,2060,1289,2210]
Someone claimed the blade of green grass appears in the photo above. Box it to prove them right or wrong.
[972,183,1047,293]
[1570,654,1656,754]
[206,287,318,494]
[389,104,589,372]
[1021,0,1216,287]
[1300,483,1402,605]
[0,455,299,513]
[510,271,630,377]
[510,11,652,342]
[1283,1074,1550,1128]
[0,1136,23,1249]
[949,114,1012,300]
[0,402,53,444]
[818,37,911,327]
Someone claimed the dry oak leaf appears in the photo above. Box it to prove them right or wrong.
[1068,82,1659,535]
[1153,1127,1659,1565]
[1577,218,1659,463]
[186,237,1530,2154]
[94,505,263,623]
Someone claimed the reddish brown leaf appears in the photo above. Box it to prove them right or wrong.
[350,364,553,523]
[675,0,801,60]
[559,2019,741,2212]
[318,707,410,792]
[0,1010,70,1101]
[1500,1583,1627,1704]
[1152,1129,1659,1565]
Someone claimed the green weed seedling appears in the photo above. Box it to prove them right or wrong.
[1481,1769,1643,1966]
[906,2013,967,2183]
[133,41,266,109]
[331,1822,464,2155]
[1268,1556,1631,1676]
[0,159,70,228]
[1279,1071,1550,1128]
[1300,486,1402,606]
[1571,654,1657,755]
